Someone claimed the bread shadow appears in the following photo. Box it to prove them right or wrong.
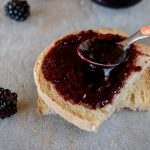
[17,100,30,113]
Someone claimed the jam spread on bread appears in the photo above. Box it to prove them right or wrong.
[42,30,141,109]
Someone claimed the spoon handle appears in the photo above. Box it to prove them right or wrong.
[118,25,150,50]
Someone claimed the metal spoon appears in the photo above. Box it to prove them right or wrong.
[77,26,150,79]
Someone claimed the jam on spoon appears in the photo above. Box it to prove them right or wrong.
[78,37,126,67]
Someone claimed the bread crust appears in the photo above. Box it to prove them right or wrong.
[34,28,150,132]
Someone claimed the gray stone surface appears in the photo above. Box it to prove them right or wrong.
[0,0,150,150]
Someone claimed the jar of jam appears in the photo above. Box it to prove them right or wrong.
[91,0,142,8]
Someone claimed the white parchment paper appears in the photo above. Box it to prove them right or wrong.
[0,0,150,150]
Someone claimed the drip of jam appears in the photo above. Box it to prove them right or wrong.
[79,37,126,65]
[42,30,142,109]
[91,0,142,8]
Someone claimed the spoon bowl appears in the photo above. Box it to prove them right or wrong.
[77,37,127,68]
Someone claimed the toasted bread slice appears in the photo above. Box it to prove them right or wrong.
[34,28,150,132]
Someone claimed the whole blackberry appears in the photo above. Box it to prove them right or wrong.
[0,88,17,119]
[5,0,30,21]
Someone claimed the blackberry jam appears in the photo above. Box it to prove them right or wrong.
[42,30,142,109]
[91,0,142,8]
[78,37,126,66]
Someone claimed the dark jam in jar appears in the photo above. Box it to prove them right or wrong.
[42,30,142,109]
[91,0,142,8]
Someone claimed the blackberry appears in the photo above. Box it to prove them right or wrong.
[0,88,17,119]
[5,0,30,21]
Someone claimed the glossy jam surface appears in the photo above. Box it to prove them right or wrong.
[91,0,142,8]
[42,30,141,109]
[79,37,126,65]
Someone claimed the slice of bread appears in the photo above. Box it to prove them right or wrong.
[34,28,150,132]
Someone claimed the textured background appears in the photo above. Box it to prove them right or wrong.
[0,0,150,150]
